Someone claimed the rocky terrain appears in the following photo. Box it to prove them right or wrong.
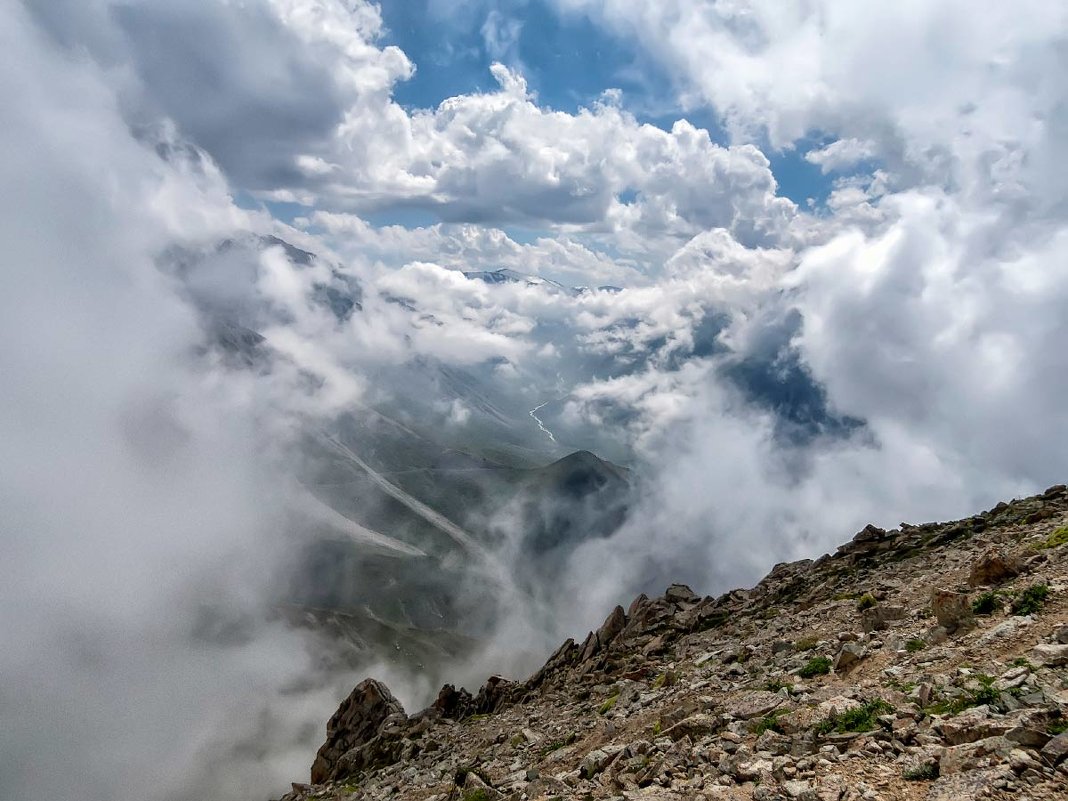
[277,486,1068,801]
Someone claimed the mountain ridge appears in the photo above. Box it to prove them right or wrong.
[277,485,1068,801]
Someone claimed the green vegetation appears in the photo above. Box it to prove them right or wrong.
[815,699,894,735]
[753,709,786,736]
[339,783,360,794]
[598,694,620,715]
[764,678,789,692]
[1011,656,1035,669]
[461,790,495,801]
[971,591,1003,615]
[1048,717,1068,736]
[509,733,525,747]
[794,635,819,652]
[856,593,878,611]
[799,656,832,678]
[1035,525,1068,550]
[1011,583,1049,615]
[905,638,926,653]
[903,763,939,781]
[926,674,1000,715]
[650,720,662,737]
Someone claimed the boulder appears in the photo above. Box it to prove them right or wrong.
[939,735,1013,774]
[860,603,907,632]
[724,691,785,720]
[930,588,975,634]
[1040,732,1068,765]
[310,678,406,783]
[833,642,866,674]
[968,549,1022,586]
[1030,642,1068,666]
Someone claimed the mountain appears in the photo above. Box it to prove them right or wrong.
[279,484,1068,801]
[462,267,622,297]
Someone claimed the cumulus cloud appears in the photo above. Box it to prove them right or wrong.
[9,0,1068,798]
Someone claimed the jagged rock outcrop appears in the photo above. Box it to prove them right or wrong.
[280,485,1068,801]
[309,678,406,783]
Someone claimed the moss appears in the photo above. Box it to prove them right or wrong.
[461,791,495,801]
[799,656,832,678]
[764,678,788,692]
[597,694,620,715]
[509,733,525,747]
[971,592,1002,615]
[1035,525,1068,550]
[1048,718,1068,736]
[905,639,926,653]
[794,635,819,652]
[856,593,878,611]
[1011,583,1049,615]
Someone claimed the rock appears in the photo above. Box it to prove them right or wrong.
[664,583,699,604]
[938,706,1010,745]
[310,678,406,783]
[1056,624,1068,644]
[782,779,818,800]
[978,615,1033,644]
[662,713,721,741]
[833,642,866,674]
[580,604,628,661]
[1040,732,1068,765]
[1030,642,1068,666]
[860,604,907,632]
[930,588,975,634]
[580,744,625,778]
[968,549,1023,587]
[926,771,1003,801]
[725,691,785,720]
[939,735,1013,774]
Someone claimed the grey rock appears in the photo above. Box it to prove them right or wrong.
[1030,642,1068,666]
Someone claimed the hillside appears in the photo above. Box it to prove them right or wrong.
[277,486,1068,801]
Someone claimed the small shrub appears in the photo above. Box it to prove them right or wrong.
[1011,583,1049,616]
[815,698,894,735]
[1047,718,1068,736]
[856,593,877,611]
[905,638,926,653]
[764,678,788,692]
[834,699,894,733]
[650,720,662,737]
[971,591,1002,615]
[462,790,495,801]
[903,763,939,781]
[799,656,832,678]
[753,709,785,736]
[1035,525,1068,550]
[794,635,819,651]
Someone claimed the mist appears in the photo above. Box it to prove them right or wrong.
[5,2,1068,800]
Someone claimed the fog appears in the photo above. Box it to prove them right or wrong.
[4,2,1068,800]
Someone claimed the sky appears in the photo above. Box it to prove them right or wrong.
[4,1,1068,800]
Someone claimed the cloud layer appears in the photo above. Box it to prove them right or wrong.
[6,1,1068,799]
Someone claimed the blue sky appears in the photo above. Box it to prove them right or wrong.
[378,0,837,212]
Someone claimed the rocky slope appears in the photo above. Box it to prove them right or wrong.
[277,486,1068,801]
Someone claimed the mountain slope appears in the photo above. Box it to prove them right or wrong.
[279,485,1068,801]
